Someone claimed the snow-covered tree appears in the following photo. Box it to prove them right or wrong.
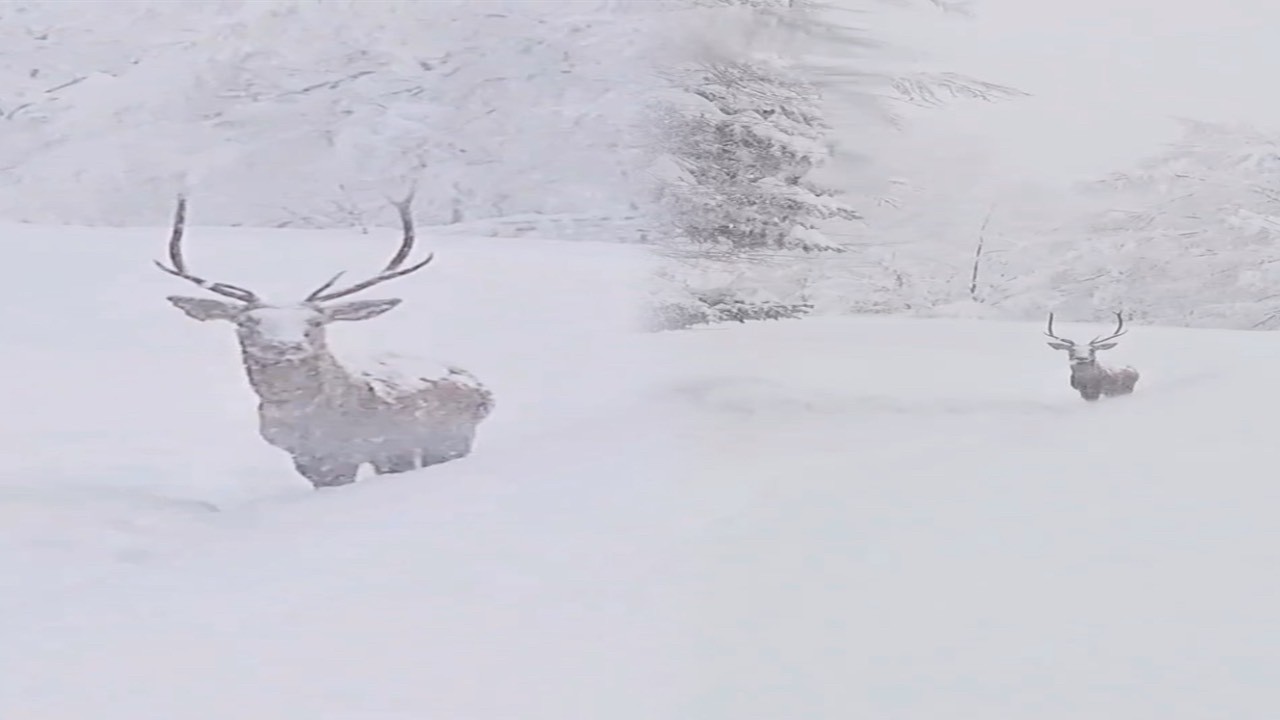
[992,120,1280,329]
[646,0,1027,329]
[654,60,858,252]
[651,1,859,254]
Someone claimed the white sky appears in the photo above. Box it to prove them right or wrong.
[862,0,1280,189]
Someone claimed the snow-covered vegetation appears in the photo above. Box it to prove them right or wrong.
[656,0,1280,333]
[993,121,1280,329]
[647,0,1026,328]
[0,0,657,228]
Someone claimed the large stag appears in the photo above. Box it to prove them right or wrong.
[157,193,493,488]
[1044,311,1140,401]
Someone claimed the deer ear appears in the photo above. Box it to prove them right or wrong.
[1092,342,1118,350]
[1046,341,1073,350]
[322,298,402,322]
[167,296,242,322]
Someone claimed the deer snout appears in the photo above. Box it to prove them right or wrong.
[1066,349,1096,364]
[253,339,313,360]
[237,308,323,360]
[239,331,314,361]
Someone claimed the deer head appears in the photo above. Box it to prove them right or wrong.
[1044,311,1128,366]
[156,193,432,363]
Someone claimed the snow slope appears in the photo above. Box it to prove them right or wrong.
[0,221,694,719]
[651,316,1280,719]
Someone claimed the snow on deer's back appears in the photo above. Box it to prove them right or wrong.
[349,351,486,403]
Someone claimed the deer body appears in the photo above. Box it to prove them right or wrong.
[159,192,493,488]
[1065,355,1139,401]
[242,342,492,486]
[1046,312,1140,402]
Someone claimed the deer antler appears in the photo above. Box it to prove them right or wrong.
[1090,311,1127,345]
[1044,313,1076,346]
[305,189,434,303]
[153,195,261,303]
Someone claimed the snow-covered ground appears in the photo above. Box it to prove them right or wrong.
[7,5,1280,715]
[9,227,1280,718]
[0,221,696,719]
[655,315,1280,718]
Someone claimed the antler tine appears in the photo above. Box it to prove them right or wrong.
[1044,312,1075,345]
[303,271,346,302]
[306,190,433,303]
[154,194,260,304]
[307,253,435,303]
[383,184,417,273]
[152,261,261,303]
[168,193,188,273]
[1091,311,1128,345]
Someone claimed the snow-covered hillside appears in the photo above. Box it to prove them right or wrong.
[0,220,693,719]
[0,0,656,227]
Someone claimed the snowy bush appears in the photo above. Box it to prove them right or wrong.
[649,290,814,331]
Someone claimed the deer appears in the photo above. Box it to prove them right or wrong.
[156,193,494,488]
[1044,311,1140,402]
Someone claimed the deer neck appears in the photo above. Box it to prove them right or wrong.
[1070,359,1106,379]
[240,345,346,408]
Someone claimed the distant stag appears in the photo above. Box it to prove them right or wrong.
[157,194,493,488]
[1044,311,1140,401]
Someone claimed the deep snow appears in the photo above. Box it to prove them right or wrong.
[5,224,1280,717]
[655,315,1280,719]
[0,220,693,719]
